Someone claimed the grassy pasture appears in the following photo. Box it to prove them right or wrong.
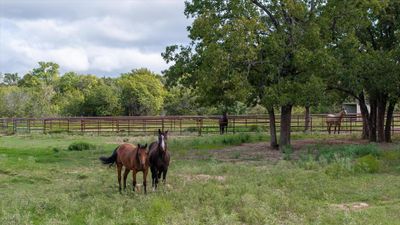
[0,133,400,224]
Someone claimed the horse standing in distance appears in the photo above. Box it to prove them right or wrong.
[149,129,170,191]
[219,112,228,135]
[326,109,347,134]
[99,143,149,194]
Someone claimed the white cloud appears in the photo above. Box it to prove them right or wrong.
[0,0,190,76]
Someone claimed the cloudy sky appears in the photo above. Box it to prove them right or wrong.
[0,0,191,76]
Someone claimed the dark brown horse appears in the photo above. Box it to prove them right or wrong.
[149,129,170,190]
[99,143,149,194]
[219,112,228,134]
[326,109,347,134]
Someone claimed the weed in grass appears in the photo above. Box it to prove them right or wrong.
[283,145,294,160]
[355,154,380,173]
[67,141,96,151]
[233,152,241,159]
[52,147,61,153]
[324,155,354,178]
[317,144,380,162]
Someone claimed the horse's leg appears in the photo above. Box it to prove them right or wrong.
[151,166,157,190]
[117,164,122,193]
[123,168,130,191]
[338,123,341,134]
[334,124,337,134]
[327,123,331,134]
[162,168,168,185]
[219,124,222,135]
[143,169,148,194]
[132,169,137,192]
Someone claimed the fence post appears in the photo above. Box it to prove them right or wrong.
[350,119,352,134]
[67,119,70,133]
[12,119,16,134]
[27,119,31,133]
[127,119,130,135]
[233,118,236,134]
[97,120,100,135]
[392,115,395,136]
[180,119,182,135]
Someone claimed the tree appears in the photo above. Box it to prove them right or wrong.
[19,62,60,87]
[81,82,122,116]
[118,69,166,116]
[3,73,20,86]
[164,0,328,148]
[322,0,400,142]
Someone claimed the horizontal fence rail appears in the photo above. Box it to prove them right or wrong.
[1,114,400,136]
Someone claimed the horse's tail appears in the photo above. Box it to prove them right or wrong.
[99,147,118,166]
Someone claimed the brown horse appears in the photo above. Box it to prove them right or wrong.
[326,109,347,134]
[99,143,149,194]
[149,129,170,190]
[219,112,228,134]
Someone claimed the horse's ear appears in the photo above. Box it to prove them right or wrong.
[137,144,141,148]
[143,143,147,149]
[165,130,169,135]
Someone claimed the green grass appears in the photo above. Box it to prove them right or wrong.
[0,134,400,224]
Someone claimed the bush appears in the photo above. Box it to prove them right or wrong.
[67,142,96,151]
[355,154,380,173]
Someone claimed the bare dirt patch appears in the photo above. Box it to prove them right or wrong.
[331,202,370,211]
[180,174,226,182]
[185,138,391,162]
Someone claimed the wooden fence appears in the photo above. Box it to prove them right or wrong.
[1,114,400,136]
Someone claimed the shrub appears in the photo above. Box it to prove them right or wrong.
[67,141,96,151]
[355,154,380,173]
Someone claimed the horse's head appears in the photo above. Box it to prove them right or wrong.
[341,108,348,116]
[158,129,168,152]
[136,143,148,168]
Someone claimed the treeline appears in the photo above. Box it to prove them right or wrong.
[1,62,300,118]
[162,0,400,146]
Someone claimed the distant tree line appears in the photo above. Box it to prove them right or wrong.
[2,62,335,118]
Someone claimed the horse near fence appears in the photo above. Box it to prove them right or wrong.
[326,109,347,134]
[219,112,228,134]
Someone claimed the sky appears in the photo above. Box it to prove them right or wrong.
[0,0,191,77]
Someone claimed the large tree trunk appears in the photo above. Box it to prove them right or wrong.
[280,104,293,148]
[304,105,310,133]
[385,99,396,143]
[368,97,377,142]
[377,94,387,142]
[267,107,279,150]
[359,93,370,140]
